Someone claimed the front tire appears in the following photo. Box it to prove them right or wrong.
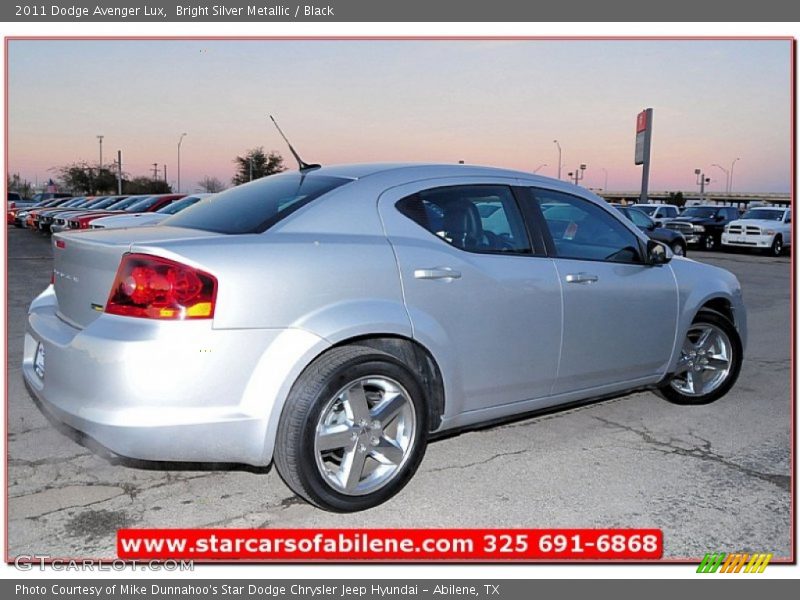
[274,346,428,512]
[703,234,717,251]
[658,310,742,405]
[768,235,783,257]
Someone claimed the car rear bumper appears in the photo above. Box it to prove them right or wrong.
[23,286,329,466]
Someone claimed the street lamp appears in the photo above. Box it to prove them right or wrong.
[533,163,547,173]
[695,168,710,201]
[568,164,587,186]
[711,163,730,193]
[729,157,740,193]
[553,140,562,180]
[96,135,104,168]
[177,133,187,193]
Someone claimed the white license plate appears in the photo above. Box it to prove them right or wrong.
[34,343,45,379]
[729,236,746,243]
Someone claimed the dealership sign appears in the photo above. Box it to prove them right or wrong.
[635,108,653,201]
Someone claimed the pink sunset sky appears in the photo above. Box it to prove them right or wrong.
[6,39,792,193]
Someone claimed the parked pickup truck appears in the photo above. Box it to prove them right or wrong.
[665,205,740,250]
[722,206,790,256]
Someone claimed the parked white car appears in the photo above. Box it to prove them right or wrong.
[721,206,791,256]
[631,203,680,227]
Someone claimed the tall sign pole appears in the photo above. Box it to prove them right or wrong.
[117,150,122,195]
[635,108,653,203]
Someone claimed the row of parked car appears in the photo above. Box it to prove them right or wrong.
[8,191,791,258]
[615,202,791,257]
[7,192,212,234]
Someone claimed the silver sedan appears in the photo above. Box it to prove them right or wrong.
[23,164,746,511]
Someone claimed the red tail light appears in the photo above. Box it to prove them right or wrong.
[105,253,217,320]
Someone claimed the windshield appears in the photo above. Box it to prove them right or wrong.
[156,196,203,214]
[741,209,784,221]
[126,196,167,212]
[105,196,148,211]
[634,205,657,216]
[60,198,87,208]
[88,196,128,209]
[164,172,352,234]
[681,207,719,218]
[75,197,107,208]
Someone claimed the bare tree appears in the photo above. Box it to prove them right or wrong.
[198,176,227,193]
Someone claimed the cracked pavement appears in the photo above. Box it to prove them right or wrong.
[5,227,791,560]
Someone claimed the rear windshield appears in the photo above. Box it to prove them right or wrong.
[681,207,719,218]
[163,172,351,234]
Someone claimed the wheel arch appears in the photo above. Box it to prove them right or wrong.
[261,331,448,466]
[336,335,446,432]
[698,296,735,324]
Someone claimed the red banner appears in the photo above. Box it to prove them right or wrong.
[118,528,663,561]
[636,110,648,132]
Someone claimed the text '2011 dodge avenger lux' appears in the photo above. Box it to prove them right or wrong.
[24,164,746,512]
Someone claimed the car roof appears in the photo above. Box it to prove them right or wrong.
[300,162,559,183]
[275,163,603,204]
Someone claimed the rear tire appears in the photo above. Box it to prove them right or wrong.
[274,346,428,512]
[657,310,742,406]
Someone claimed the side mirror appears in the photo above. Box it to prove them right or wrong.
[647,239,672,265]
[716,214,725,221]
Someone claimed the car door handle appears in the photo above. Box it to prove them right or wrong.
[414,267,462,280]
[565,272,599,284]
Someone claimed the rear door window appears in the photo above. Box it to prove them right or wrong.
[396,185,531,254]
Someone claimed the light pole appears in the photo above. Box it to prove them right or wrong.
[695,168,710,202]
[553,140,562,180]
[601,168,608,191]
[568,164,587,186]
[711,163,730,193]
[729,157,740,193]
[177,133,187,193]
[533,163,547,173]
[96,135,104,168]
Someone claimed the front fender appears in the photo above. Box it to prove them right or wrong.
[666,258,747,374]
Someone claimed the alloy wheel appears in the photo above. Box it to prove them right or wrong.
[314,376,416,496]
[670,323,733,397]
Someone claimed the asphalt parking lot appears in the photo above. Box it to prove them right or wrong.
[5,226,791,561]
